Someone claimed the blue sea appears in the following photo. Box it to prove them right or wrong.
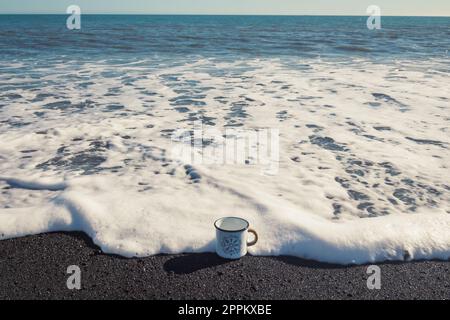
[0,15,449,60]
[0,15,449,264]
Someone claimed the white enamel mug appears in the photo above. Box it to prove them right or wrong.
[214,217,258,259]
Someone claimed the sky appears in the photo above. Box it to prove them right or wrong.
[0,0,449,16]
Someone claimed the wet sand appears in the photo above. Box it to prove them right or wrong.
[0,232,448,300]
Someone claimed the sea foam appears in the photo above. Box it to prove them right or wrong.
[0,58,449,264]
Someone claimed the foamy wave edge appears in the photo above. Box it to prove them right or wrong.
[1,176,449,265]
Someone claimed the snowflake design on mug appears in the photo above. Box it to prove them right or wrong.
[221,236,241,256]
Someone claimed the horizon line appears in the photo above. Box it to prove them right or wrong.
[1,13,450,17]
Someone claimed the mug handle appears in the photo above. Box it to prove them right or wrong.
[247,228,258,247]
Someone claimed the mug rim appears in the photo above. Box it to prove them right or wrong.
[214,216,249,233]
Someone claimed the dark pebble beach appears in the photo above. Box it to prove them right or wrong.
[0,232,449,300]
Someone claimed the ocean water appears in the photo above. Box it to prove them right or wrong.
[0,15,449,264]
